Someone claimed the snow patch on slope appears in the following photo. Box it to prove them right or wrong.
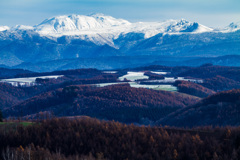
[194,24,214,33]
[12,25,34,30]
[128,19,213,38]
[227,22,240,31]
[220,21,240,33]
[0,26,10,31]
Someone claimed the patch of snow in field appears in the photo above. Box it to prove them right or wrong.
[118,72,149,81]
[128,82,177,91]
[103,71,117,74]
[95,82,126,87]
[0,75,64,83]
[94,81,177,91]
[145,77,203,84]
[151,71,169,75]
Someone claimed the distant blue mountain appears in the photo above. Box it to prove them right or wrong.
[0,14,239,72]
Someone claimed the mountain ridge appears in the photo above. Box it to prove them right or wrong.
[0,14,240,71]
[1,14,222,41]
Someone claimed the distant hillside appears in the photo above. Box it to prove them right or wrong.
[152,55,240,67]
[0,68,33,79]
[158,89,240,127]
[202,75,240,91]
[3,84,200,124]
[174,80,215,98]
[178,65,240,81]
[0,83,34,109]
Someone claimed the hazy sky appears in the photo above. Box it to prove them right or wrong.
[0,0,239,28]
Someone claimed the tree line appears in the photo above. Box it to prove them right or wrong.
[0,118,240,160]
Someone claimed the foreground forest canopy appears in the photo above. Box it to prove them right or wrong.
[0,118,240,160]
[0,64,240,126]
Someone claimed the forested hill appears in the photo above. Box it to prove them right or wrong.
[0,118,240,160]
[158,89,240,127]
[3,84,199,124]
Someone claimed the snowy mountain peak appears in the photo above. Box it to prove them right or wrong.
[89,13,131,26]
[35,14,131,35]
[0,26,10,32]
[221,21,240,32]
[164,19,212,33]
[166,19,192,32]
[179,19,189,24]
[228,22,240,30]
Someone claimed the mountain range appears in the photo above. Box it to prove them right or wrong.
[0,13,240,72]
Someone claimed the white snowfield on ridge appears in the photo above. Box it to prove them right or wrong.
[0,13,239,44]
[32,13,214,38]
[0,26,10,32]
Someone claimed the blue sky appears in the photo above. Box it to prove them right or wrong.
[0,0,239,27]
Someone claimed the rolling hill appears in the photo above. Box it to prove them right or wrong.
[158,89,240,127]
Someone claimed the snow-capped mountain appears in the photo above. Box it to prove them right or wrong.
[33,14,214,40]
[226,21,240,32]
[0,26,9,31]
[0,14,235,45]
[2,14,215,44]
[1,14,239,39]
[0,14,239,72]
[34,14,130,36]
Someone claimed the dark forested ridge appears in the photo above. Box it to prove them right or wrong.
[0,68,33,79]
[0,83,40,109]
[158,89,240,127]
[202,75,240,92]
[0,118,240,160]
[178,65,240,82]
[4,84,199,124]
[174,80,216,98]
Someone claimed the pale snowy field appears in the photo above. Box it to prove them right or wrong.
[102,71,117,74]
[0,75,64,83]
[118,72,149,81]
[150,71,169,75]
[95,82,177,91]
